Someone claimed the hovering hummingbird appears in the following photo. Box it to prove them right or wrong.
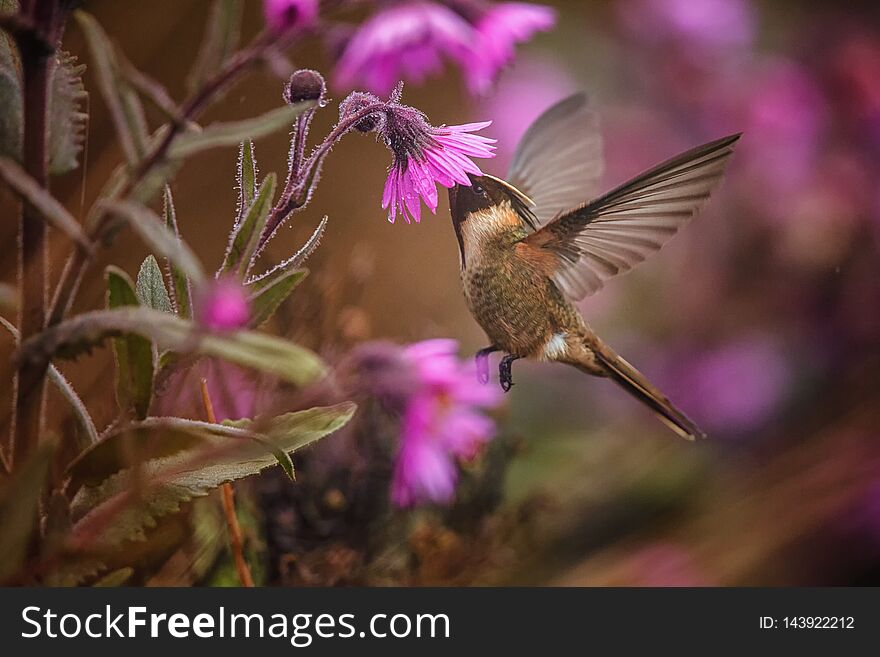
[447,94,740,440]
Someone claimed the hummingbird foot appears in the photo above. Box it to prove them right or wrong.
[499,354,520,392]
[475,345,499,384]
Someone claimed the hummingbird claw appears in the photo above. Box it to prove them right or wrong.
[475,346,498,384]
[499,354,519,392]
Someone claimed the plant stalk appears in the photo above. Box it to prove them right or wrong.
[11,0,65,467]
[199,378,254,587]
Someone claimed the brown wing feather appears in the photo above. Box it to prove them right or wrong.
[507,93,604,228]
[523,133,741,300]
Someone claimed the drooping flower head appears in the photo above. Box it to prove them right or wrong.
[342,84,496,223]
[263,0,319,34]
[333,1,475,95]
[196,277,251,332]
[341,339,502,508]
[465,2,557,95]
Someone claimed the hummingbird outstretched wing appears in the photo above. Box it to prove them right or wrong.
[522,133,741,300]
[507,93,604,228]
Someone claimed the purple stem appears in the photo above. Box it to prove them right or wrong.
[252,101,388,261]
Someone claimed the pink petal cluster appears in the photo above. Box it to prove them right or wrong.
[391,340,502,508]
[335,1,474,95]
[196,278,251,332]
[466,2,557,95]
[333,1,555,96]
[383,121,496,224]
[263,0,318,34]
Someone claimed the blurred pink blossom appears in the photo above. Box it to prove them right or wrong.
[702,59,827,221]
[617,0,755,51]
[196,278,251,331]
[659,337,791,435]
[391,339,502,507]
[263,0,318,33]
[465,2,556,95]
[333,1,475,95]
[479,56,577,170]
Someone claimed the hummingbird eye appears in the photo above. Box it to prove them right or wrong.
[472,183,485,196]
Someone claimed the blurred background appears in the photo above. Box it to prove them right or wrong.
[2,0,880,585]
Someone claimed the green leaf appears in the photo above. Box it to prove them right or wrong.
[107,267,155,419]
[0,1,21,163]
[162,187,192,318]
[101,200,206,284]
[187,0,243,94]
[67,409,340,494]
[68,404,355,550]
[0,316,99,445]
[236,140,257,224]
[221,172,276,276]
[169,103,314,159]
[75,10,149,166]
[0,444,53,584]
[248,268,307,328]
[136,255,173,313]
[49,51,88,175]
[21,306,327,387]
[0,157,92,251]
[0,57,21,165]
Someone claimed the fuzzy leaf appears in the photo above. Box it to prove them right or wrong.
[107,267,155,419]
[0,157,92,250]
[136,255,173,313]
[20,306,327,386]
[68,404,355,551]
[0,0,20,162]
[187,0,243,94]
[235,140,257,225]
[49,51,88,174]
[66,408,340,494]
[101,200,206,284]
[0,444,53,584]
[75,10,149,166]
[0,316,98,445]
[0,61,21,164]
[248,268,307,328]
[162,187,192,317]
[169,103,314,159]
[221,172,276,276]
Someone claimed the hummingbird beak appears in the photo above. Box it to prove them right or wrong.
[481,174,536,209]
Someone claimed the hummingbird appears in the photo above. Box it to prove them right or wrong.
[447,94,740,440]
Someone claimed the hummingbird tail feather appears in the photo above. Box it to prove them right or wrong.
[591,341,706,441]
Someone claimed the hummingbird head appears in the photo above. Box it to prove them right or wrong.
[448,174,536,266]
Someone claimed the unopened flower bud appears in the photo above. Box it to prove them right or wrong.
[284,69,327,106]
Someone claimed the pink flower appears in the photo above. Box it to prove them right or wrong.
[465,3,556,95]
[617,0,755,51]
[378,95,496,223]
[196,278,251,331]
[263,0,318,34]
[391,339,502,507]
[333,1,475,95]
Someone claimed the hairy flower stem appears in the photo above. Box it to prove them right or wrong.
[11,0,69,469]
[199,379,254,588]
[253,101,387,259]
